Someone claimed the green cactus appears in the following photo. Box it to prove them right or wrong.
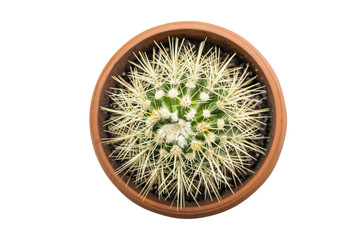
[102,37,269,208]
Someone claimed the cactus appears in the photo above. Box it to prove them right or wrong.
[102,37,269,208]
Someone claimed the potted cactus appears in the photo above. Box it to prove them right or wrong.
[90,21,286,218]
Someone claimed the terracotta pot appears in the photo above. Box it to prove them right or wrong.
[90,21,287,218]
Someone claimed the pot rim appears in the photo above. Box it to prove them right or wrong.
[90,21,287,218]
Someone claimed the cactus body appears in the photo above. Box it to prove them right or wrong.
[102,38,268,208]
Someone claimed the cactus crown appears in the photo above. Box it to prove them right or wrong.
[102,37,269,208]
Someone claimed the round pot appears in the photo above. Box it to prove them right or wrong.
[90,21,287,218]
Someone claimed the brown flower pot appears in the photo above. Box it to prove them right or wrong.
[90,21,287,218]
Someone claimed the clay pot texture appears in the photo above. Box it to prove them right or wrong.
[90,21,287,218]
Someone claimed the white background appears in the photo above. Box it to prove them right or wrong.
[1,1,359,239]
